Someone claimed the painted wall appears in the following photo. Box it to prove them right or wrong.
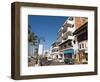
[0,0,100,82]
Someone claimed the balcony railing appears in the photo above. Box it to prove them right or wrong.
[52,46,59,49]
[58,36,74,45]
[67,36,74,40]
[67,27,73,32]
[62,31,73,38]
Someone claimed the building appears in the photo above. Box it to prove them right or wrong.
[51,41,61,59]
[38,37,45,56]
[73,17,88,64]
[50,17,88,64]
[43,50,50,57]
[56,17,76,63]
[28,42,35,58]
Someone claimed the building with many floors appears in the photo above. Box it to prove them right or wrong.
[51,42,61,59]
[73,17,88,64]
[50,16,88,64]
[56,17,76,63]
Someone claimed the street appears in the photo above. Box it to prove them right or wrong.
[28,57,67,66]
[40,58,66,66]
[48,60,65,65]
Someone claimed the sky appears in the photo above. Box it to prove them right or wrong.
[28,15,67,50]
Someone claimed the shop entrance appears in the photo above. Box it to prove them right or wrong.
[64,49,74,64]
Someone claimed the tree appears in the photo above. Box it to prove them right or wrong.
[28,24,38,46]
[28,25,39,59]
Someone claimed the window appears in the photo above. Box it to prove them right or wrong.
[73,40,76,44]
[64,45,66,48]
[85,43,87,48]
[82,43,84,48]
[60,54,63,57]
[68,42,73,47]
[72,24,74,27]
[80,44,81,49]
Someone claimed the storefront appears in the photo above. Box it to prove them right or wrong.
[64,49,74,64]
[73,22,88,64]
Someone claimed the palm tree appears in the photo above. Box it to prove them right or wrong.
[28,24,38,45]
[28,32,38,44]
[28,24,38,59]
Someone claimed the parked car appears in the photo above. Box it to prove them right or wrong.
[64,58,74,64]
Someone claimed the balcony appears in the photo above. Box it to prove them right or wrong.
[57,31,74,45]
[57,36,62,43]
[63,36,74,41]
[67,27,73,32]
[58,36,74,46]
[62,31,73,38]
[62,39,66,42]
[67,36,74,40]
[51,48,60,55]
[67,20,74,25]
[52,46,59,49]
[58,26,64,33]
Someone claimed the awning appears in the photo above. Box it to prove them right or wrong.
[64,49,74,54]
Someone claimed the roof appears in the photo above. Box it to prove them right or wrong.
[73,22,88,35]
